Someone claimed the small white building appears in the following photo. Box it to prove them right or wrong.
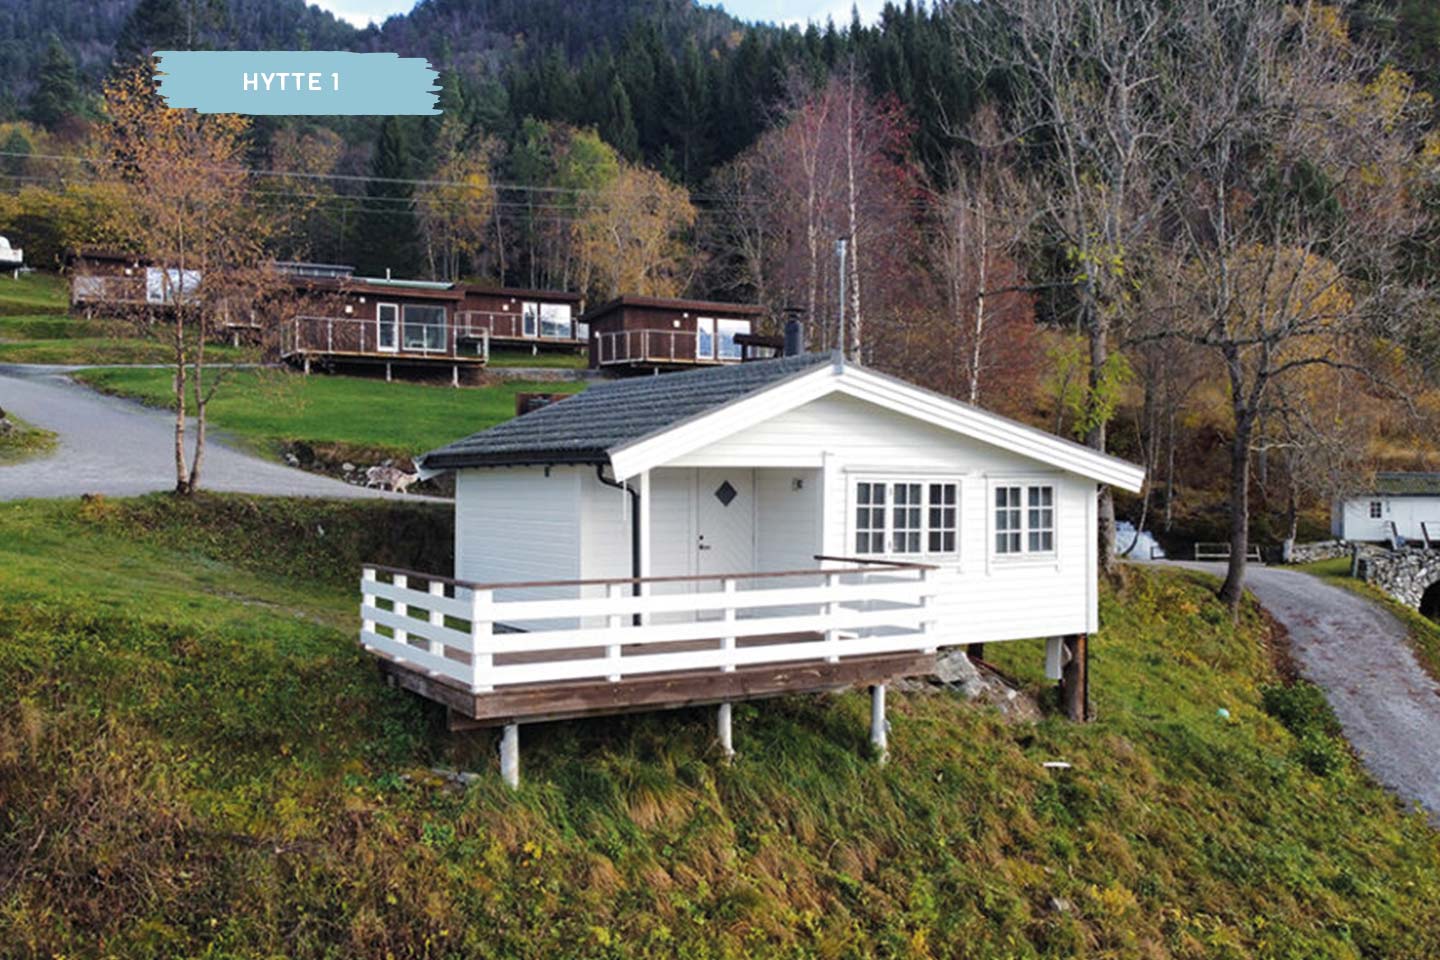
[1332,473,1440,544]
[361,352,1144,783]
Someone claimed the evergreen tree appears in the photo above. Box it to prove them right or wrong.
[356,116,421,277]
[28,36,83,130]
[114,0,189,62]
[601,75,639,160]
[1,128,31,184]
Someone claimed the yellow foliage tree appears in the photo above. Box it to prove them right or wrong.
[101,65,273,494]
[572,162,696,300]
[415,125,495,282]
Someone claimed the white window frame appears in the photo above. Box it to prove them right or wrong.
[847,475,962,560]
[987,477,1060,566]
[696,317,716,359]
[376,301,399,353]
[521,301,539,338]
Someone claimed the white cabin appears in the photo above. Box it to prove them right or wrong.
[360,352,1143,781]
[1332,473,1440,544]
[0,236,22,267]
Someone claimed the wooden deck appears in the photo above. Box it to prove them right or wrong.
[281,315,490,366]
[376,642,935,727]
[360,561,941,728]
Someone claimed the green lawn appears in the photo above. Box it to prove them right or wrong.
[1,495,1438,957]
[488,347,589,369]
[0,413,57,463]
[77,367,586,456]
[0,271,67,315]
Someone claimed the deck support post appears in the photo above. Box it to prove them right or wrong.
[303,356,311,376]
[1059,633,1089,722]
[451,364,459,388]
[385,361,392,382]
[870,684,888,763]
[499,723,520,789]
[716,702,734,760]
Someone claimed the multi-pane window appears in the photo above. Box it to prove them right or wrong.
[1369,500,1383,519]
[854,479,959,556]
[995,486,1022,554]
[892,483,923,553]
[995,483,1057,556]
[855,481,887,554]
[928,483,958,553]
[1028,486,1055,552]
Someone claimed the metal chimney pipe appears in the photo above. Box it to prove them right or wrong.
[784,318,804,357]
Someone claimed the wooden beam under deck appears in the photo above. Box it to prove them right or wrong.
[373,647,936,729]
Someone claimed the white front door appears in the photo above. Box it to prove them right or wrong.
[695,468,755,578]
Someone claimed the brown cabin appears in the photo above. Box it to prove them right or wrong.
[456,287,586,352]
[67,249,184,313]
[583,296,769,372]
[278,274,581,383]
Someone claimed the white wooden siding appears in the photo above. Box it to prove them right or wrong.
[670,393,1097,645]
[1335,495,1440,542]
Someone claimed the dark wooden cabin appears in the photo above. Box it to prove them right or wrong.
[456,287,586,353]
[583,296,768,372]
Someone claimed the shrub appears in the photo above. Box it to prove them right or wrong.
[1261,680,1341,739]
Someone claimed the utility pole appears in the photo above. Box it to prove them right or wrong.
[834,237,847,357]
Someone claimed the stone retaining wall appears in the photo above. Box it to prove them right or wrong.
[1355,549,1440,610]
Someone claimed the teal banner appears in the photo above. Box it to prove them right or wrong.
[153,51,440,115]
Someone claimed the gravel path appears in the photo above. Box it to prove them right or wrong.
[1180,561,1440,823]
[0,364,414,501]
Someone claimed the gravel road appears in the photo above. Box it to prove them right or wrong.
[1182,561,1440,824]
[0,364,414,501]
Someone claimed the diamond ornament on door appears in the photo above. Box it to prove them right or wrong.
[714,480,738,506]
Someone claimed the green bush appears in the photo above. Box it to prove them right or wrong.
[1295,731,1350,778]
[1261,680,1341,739]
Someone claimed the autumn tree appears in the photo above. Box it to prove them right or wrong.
[101,65,274,495]
[710,70,919,357]
[1160,2,1431,608]
[926,108,1040,415]
[958,0,1179,572]
[572,161,696,300]
[415,121,496,281]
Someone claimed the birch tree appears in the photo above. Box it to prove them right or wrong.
[102,65,274,495]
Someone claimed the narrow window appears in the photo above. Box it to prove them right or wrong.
[1028,485,1055,552]
[522,302,538,337]
[892,482,923,553]
[855,481,887,554]
[995,486,1022,554]
[1369,500,1383,519]
[928,482,958,553]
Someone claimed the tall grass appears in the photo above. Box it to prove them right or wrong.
[1,496,1438,957]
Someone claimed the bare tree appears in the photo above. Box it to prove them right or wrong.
[1161,0,1430,607]
[958,0,1181,574]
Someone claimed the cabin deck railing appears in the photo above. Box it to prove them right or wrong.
[594,329,743,366]
[280,315,489,362]
[359,560,939,692]
[455,309,585,344]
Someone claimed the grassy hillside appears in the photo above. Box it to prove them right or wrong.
[1,495,1438,957]
[0,273,257,364]
[76,368,587,459]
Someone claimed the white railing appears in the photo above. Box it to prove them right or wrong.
[595,329,744,366]
[359,560,939,692]
[281,315,489,362]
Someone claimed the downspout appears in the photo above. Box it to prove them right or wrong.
[596,464,642,625]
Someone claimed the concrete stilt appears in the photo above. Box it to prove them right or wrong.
[870,684,888,763]
[303,356,311,375]
[500,723,520,788]
[385,361,392,382]
[717,702,734,760]
[451,364,459,388]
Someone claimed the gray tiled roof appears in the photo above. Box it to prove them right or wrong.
[1373,472,1440,496]
[420,352,835,470]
